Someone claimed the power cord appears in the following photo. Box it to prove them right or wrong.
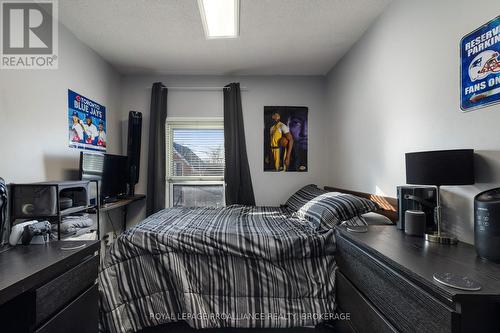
[106,211,118,239]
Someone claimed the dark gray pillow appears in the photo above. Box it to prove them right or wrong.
[284,184,327,212]
[295,192,379,229]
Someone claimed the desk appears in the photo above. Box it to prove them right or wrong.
[0,241,99,332]
[100,194,145,232]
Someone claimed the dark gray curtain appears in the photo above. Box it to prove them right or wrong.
[223,83,255,206]
[146,82,168,216]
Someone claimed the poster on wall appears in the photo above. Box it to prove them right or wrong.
[264,106,308,172]
[68,89,107,151]
[460,16,500,112]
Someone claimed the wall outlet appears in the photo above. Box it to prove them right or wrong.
[104,232,115,246]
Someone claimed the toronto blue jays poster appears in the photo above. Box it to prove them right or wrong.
[460,16,500,112]
[68,89,107,151]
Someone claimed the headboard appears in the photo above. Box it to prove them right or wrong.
[324,186,398,223]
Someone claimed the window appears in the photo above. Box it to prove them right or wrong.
[174,162,183,176]
[166,120,225,207]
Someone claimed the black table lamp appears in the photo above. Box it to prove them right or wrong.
[405,149,475,244]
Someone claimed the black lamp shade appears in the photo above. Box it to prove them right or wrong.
[406,149,475,186]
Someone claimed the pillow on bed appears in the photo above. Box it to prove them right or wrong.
[284,184,327,212]
[295,192,379,229]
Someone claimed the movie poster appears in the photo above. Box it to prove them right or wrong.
[68,89,107,151]
[264,106,308,172]
[460,16,500,112]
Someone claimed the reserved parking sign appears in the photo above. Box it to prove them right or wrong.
[460,16,500,112]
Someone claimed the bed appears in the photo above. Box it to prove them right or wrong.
[99,204,337,333]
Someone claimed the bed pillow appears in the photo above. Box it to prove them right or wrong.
[295,192,379,229]
[284,184,327,212]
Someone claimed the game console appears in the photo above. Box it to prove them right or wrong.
[9,220,51,246]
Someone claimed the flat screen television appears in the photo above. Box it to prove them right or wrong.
[101,154,128,203]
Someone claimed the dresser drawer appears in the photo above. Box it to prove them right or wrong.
[336,236,455,333]
[35,254,99,325]
[337,271,397,333]
[36,284,98,333]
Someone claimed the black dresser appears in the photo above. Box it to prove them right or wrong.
[335,225,500,333]
[0,240,100,333]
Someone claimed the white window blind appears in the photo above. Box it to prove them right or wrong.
[167,122,224,180]
[166,120,225,207]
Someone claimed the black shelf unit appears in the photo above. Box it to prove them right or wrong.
[9,180,100,241]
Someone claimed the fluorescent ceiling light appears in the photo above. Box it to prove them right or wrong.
[198,0,239,39]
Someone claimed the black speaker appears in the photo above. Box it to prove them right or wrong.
[127,111,142,195]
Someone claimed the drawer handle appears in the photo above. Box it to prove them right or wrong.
[60,244,87,251]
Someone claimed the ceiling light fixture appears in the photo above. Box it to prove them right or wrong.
[198,0,239,39]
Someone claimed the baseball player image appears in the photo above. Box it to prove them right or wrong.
[97,120,107,147]
[82,115,99,145]
[70,111,84,142]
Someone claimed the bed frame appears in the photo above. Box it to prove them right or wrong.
[324,186,398,223]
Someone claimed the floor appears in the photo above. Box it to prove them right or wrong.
[137,320,352,333]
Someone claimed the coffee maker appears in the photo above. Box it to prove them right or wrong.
[397,186,437,231]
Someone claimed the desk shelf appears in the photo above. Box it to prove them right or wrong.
[99,195,146,232]
[10,181,146,242]
[9,181,99,241]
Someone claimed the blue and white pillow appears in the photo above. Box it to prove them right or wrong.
[284,184,327,212]
[295,192,379,229]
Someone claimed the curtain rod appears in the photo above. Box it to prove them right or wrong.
[148,86,248,91]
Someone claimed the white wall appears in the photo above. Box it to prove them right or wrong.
[0,23,122,183]
[120,75,329,223]
[0,21,123,241]
[326,0,500,244]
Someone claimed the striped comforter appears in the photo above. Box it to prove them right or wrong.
[99,205,337,333]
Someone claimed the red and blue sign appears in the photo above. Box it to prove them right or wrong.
[460,16,500,112]
[68,89,107,151]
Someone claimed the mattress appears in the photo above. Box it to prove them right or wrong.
[99,205,337,333]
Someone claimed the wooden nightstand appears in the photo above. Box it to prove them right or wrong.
[335,225,500,333]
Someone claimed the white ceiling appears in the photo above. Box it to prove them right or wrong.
[59,0,391,75]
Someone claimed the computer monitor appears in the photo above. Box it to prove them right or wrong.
[100,154,128,203]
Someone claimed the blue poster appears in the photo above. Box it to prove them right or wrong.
[68,89,107,151]
[460,16,500,112]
